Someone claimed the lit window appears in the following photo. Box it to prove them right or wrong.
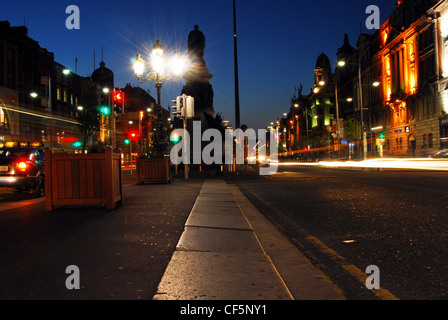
[0,108,5,126]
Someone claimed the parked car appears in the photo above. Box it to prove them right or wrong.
[0,147,45,197]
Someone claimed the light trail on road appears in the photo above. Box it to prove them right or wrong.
[275,158,448,171]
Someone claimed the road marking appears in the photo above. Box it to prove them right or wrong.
[239,185,400,300]
[306,234,399,300]
[230,184,344,300]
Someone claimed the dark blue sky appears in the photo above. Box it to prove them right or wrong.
[3,0,395,129]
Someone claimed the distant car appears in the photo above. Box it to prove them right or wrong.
[429,149,448,158]
[0,147,45,197]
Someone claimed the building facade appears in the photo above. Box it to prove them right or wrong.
[284,0,448,160]
[0,20,172,156]
[0,21,83,149]
[359,0,448,157]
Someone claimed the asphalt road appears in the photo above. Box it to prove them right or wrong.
[0,175,203,300]
[3,166,448,301]
[226,166,448,300]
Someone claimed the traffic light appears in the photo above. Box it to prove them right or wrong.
[184,96,194,118]
[113,90,124,113]
[100,106,111,115]
[172,97,183,117]
[128,130,139,141]
[173,95,194,118]
[124,139,130,145]
[379,132,385,139]
[170,132,180,143]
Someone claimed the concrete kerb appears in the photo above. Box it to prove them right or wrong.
[228,184,344,300]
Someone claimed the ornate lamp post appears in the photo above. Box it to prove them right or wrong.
[133,40,187,157]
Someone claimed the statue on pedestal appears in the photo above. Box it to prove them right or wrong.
[183,25,214,121]
[188,25,206,63]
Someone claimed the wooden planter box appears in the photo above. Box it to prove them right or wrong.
[136,157,170,184]
[45,147,122,211]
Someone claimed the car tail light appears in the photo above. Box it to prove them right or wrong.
[16,160,29,173]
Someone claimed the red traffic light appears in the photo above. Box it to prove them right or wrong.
[128,131,139,140]
[113,91,124,104]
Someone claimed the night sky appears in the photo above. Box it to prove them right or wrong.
[3,0,395,130]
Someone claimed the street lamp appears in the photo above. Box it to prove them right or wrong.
[337,58,366,160]
[133,41,187,106]
[133,40,188,156]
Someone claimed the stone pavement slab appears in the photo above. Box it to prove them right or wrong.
[153,179,344,300]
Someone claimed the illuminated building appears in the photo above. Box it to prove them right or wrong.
[362,0,447,156]
[118,83,159,154]
[287,53,335,155]
[436,0,448,148]
[310,53,335,130]
[0,21,82,148]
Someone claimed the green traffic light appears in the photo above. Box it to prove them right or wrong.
[100,106,111,115]
[170,134,180,143]
[73,141,82,147]
[124,139,130,145]
[379,132,385,139]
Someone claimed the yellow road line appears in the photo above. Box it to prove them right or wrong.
[242,185,400,300]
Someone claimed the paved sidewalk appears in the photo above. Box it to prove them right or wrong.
[153,179,343,300]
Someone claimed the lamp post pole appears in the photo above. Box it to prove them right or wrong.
[233,0,241,129]
[334,77,341,159]
[358,56,367,160]
[338,58,367,160]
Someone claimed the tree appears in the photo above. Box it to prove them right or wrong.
[310,127,331,147]
[294,136,311,150]
[213,112,227,134]
[343,117,360,142]
[76,79,101,152]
